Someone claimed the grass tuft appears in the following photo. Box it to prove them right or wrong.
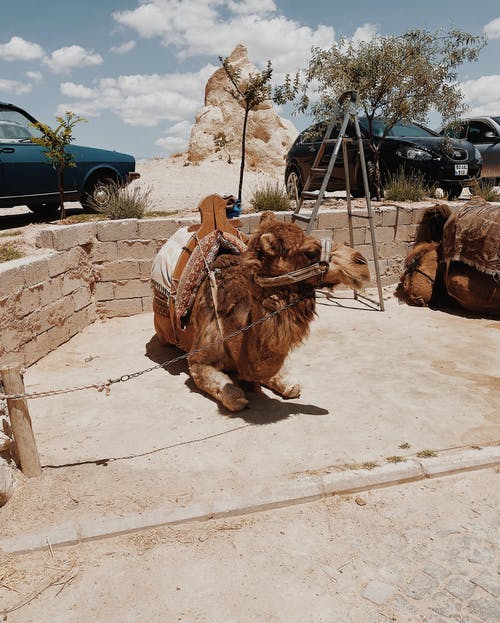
[249,179,292,212]
[416,449,438,458]
[0,243,23,263]
[385,455,406,464]
[89,181,154,220]
[469,179,500,202]
[383,168,435,202]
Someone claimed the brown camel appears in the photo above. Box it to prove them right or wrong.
[153,205,370,411]
[396,201,500,316]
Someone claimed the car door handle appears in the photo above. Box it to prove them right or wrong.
[0,147,15,153]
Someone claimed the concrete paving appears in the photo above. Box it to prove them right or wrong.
[1,291,498,546]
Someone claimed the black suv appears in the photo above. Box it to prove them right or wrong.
[285,118,482,200]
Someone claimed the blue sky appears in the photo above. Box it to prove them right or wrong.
[1,0,500,160]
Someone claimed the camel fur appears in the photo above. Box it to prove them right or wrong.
[396,201,500,316]
[155,211,370,411]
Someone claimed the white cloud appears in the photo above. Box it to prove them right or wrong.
[26,70,43,81]
[352,22,378,44]
[483,17,500,39]
[56,65,216,127]
[113,0,334,80]
[0,78,32,95]
[460,75,500,115]
[110,40,137,54]
[155,119,192,152]
[44,45,103,74]
[0,36,44,61]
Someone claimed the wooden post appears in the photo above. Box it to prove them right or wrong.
[0,365,42,477]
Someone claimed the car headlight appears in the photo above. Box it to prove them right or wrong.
[396,147,433,160]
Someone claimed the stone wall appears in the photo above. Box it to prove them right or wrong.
[0,204,429,367]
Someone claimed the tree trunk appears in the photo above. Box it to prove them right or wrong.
[57,166,66,220]
[238,105,250,203]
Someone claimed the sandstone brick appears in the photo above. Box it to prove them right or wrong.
[97,219,139,242]
[70,285,93,312]
[114,279,151,299]
[176,216,199,229]
[39,275,64,307]
[139,260,153,279]
[137,218,181,240]
[240,213,261,234]
[318,210,349,229]
[62,273,87,297]
[96,260,140,281]
[116,239,157,260]
[46,251,69,277]
[142,296,153,312]
[90,241,118,263]
[97,298,143,318]
[51,222,96,250]
[309,229,331,241]
[381,207,398,226]
[94,282,115,301]
[378,241,411,259]
[23,256,49,286]
[35,228,55,249]
[370,227,395,244]
[0,261,25,299]
[18,285,41,317]
[34,299,67,334]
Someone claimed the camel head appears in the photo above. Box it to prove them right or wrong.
[245,211,370,292]
[395,241,439,306]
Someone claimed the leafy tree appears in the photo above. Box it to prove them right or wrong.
[297,28,486,198]
[31,111,86,219]
[220,56,299,205]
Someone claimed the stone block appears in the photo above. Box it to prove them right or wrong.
[97,298,143,318]
[137,218,181,240]
[139,260,153,278]
[94,281,115,301]
[142,296,153,312]
[395,207,413,225]
[70,285,93,312]
[97,219,139,242]
[116,239,157,260]
[34,299,67,334]
[0,261,24,299]
[176,216,199,229]
[51,222,96,250]
[411,206,429,224]
[378,241,411,259]
[90,241,118,263]
[39,275,64,307]
[18,285,41,317]
[370,226,395,244]
[381,207,397,226]
[46,250,69,277]
[309,229,331,241]
[97,260,141,281]
[318,210,349,229]
[35,228,55,249]
[114,279,150,299]
[362,580,396,605]
[62,273,87,297]
[23,256,49,286]
[240,213,261,234]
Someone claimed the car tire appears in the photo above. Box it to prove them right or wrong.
[285,168,303,200]
[26,202,60,220]
[442,183,463,200]
[81,175,116,212]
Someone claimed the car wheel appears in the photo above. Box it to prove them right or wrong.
[285,168,303,200]
[442,183,463,200]
[81,176,116,212]
[26,202,60,220]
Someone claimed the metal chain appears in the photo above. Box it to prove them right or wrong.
[0,293,310,402]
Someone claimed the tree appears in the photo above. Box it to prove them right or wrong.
[297,28,486,198]
[220,56,299,206]
[31,111,86,219]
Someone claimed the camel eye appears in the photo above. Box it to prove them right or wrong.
[304,249,320,261]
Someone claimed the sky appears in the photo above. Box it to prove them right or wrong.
[1,0,500,160]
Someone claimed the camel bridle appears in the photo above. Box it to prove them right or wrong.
[254,238,331,288]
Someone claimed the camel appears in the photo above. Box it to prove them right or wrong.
[152,195,370,411]
[395,201,500,316]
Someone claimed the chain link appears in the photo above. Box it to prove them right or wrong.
[0,293,310,402]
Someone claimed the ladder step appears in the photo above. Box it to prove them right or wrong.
[301,191,319,199]
[311,167,327,175]
[292,213,312,223]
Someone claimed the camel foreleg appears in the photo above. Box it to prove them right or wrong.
[189,363,249,412]
[262,373,301,399]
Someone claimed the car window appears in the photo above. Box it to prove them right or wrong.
[465,121,493,144]
[442,124,466,139]
[300,123,328,144]
[0,108,42,143]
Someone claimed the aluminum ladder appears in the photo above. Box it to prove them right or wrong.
[291,90,385,311]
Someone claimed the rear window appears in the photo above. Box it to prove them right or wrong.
[359,118,436,138]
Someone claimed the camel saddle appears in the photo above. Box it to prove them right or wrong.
[151,194,248,351]
[442,201,499,278]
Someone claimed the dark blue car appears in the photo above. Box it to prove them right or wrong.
[0,102,139,217]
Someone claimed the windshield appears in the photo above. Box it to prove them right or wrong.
[359,118,436,139]
[0,107,42,142]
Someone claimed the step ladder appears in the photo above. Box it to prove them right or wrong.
[290,90,384,311]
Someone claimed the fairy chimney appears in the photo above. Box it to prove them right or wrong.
[186,44,298,169]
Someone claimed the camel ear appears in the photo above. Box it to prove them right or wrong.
[259,232,281,256]
[259,211,276,227]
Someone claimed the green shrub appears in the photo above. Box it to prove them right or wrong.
[89,181,153,219]
[469,179,500,202]
[383,168,435,202]
[0,243,23,263]
[249,179,292,212]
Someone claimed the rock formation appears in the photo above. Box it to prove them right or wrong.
[186,44,298,170]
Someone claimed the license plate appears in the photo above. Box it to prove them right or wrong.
[455,164,468,176]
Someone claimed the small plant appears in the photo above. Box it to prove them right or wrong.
[0,243,23,263]
[383,168,435,201]
[250,179,292,212]
[213,131,232,164]
[0,230,21,238]
[88,181,153,220]
[362,461,378,470]
[469,179,500,201]
[398,442,411,450]
[385,455,406,464]
[416,449,438,458]
[31,111,86,219]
